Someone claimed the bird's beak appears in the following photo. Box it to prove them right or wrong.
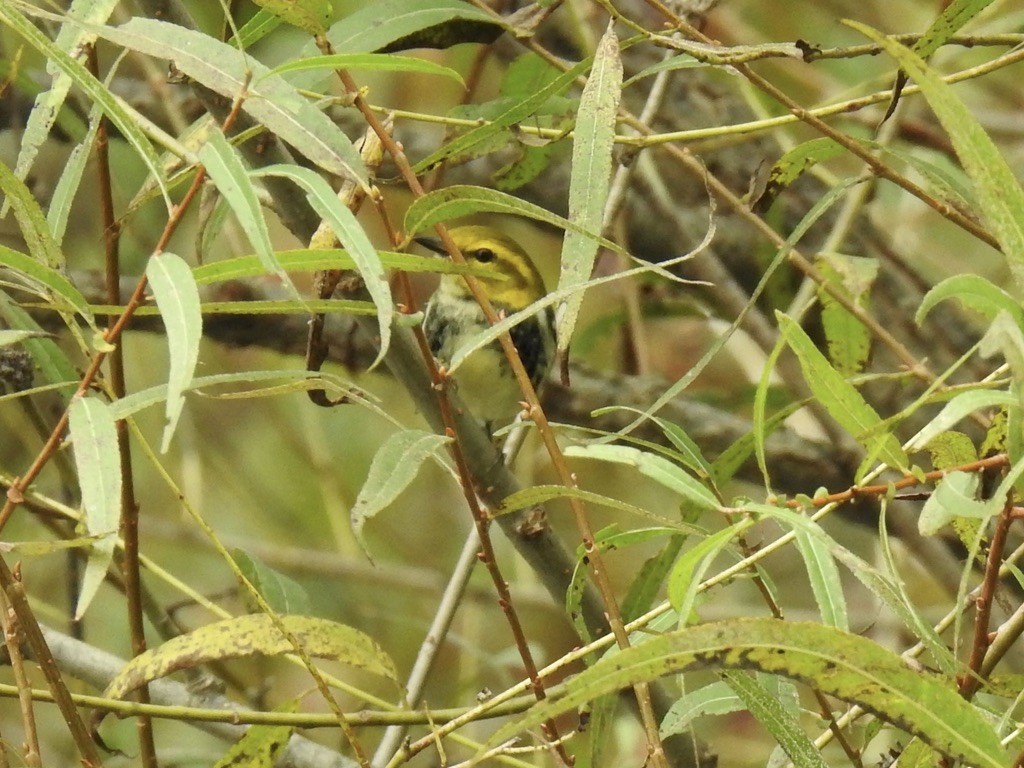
[413,235,446,256]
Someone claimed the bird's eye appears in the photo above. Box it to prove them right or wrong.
[473,248,496,263]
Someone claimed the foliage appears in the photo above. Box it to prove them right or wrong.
[0,0,1023,766]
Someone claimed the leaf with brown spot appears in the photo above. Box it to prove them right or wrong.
[104,615,397,701]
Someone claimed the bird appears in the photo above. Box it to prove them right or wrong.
[416,225,555,430]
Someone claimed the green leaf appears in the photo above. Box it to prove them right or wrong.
[613,176,864,440]
[214,707,295,768]
[667,522,748,620]
[622,535,686,623]
[750,137,845,214]
[199,129,299,301]
[230,9,282,49]
[917,273,1024,328]
[563,444,719,512]
[254,165,391,366]
[5,0,119,219]
[146,252,202,453]
[623,53,703,88]
[556,23,622,357]
[915,0,995,59]
[0,152,66,270]
[919,471,994,536]
[849,21,1024,290]
[907,389,1017,452]
[232,551,312,616]
[0,244,94,325]
[413,58,590,174]
[722,670,828,768]
[777,312,908,474]
[265,53,464,85]
[47,104,103,246]
[106,369,367,421]
[192,249,477,285]
[746,502,957,675]
[103,614,398,701]
[0,3,170,210]
[326,0,502,55]
[0,330,51,348]
[93,17,367,184]
[496,485,693,530]
[252,0,332,35]
[659,680,743,737]
[403,185,621,254]
[753,334,788,489]
[793,528,847,630]
[816,253,877,376]
[484,619,1008,768]
[350,430,451,559]
[68,396,121,619]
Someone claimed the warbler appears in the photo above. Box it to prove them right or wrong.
[417,225,555,430]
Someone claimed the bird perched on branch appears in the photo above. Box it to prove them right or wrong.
[417,225,555,430]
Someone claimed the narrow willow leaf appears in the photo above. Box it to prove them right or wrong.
[659,680,743,737]
[563,444,719,511]
[93,17,367,184]
[623,535,686,623]
[0,3,169,211]
[614,176,863,439]
[485,619,1008,768]
[722,670,828,768]
[753,334,788,489]
[919,471,993,535]
[68,396,121,619]
[917,273,1024,328]
[214,711,295,768]
[404,185,621,254]
[980,312,1024,383]
[252,0,332,35]
[623,54,703,88]
[557,22,622,356]
[6,0,119,217]
[0,152,66,270]
[0,330,51,348]
[197,129,296,298]
[413,59,590,174]
[777,312,908,473]
[496,484,692,529]
[793,529,848,630]
[907,390,1017,452]
[668,522,748,620]
[47,104,103,246]
[712,401,802,488]
[232,551,312,616]
[103,614,398,701]
[106,369,369,421]
[266,53,464,85]
[146,253,202,453]
[850,22,1024,289]
[192,249,476,285]
[750,137,845,213]
[915,0,995,59]
[0,245,93,324]
[350,430,451,559]
[590,405,715,482]
[230,9,282,49]
[816,253,877,377]
[254,165,391,365]
[746,502,957,674]
[327,0,500,55]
